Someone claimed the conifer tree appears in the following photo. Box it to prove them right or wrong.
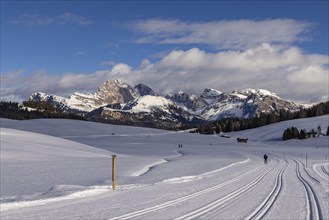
[283,129,288,140]
[292,127,299,138]
[215,124,221,134]
[299,129,307,139]
[317,125,322,137]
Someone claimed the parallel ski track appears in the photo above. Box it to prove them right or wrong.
[321,165,329,176]
[293,159,322,220]
[174,161,282,220]
[245,159,288,220]
[297,160,320,183]
[109,161,278,220]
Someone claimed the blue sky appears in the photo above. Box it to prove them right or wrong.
[1,1,328,103]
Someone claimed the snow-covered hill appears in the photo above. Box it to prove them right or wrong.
[0,116,328,219]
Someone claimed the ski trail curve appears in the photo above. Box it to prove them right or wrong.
[293,159,322,220]
[132,151,183,177]
[174,162,280,220]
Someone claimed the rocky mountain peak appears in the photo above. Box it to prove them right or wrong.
[202,88,223,97]
[201,88,227,105]
[30,92,49,102]
[95,80,139,104]
[166,91,207,112]
[134,84,157,96]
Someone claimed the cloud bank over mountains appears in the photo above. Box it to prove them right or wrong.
[2,44,327,103]
[1,18,328,103]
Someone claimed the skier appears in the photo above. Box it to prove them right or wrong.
[263,154,268,164]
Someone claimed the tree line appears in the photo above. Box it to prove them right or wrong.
[0,101,84,120]
[197,101,329,134]
[1,100,328,133]
[282,125,329,140]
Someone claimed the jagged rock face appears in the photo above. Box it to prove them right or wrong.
[95,80,139,104]
[105,95,203,128]
[86,99,204,129]
[166,92,207,112]
[29,80,140,113]
[86,107,183,129]
[201,88,224,104]
[134,84,156,96]
[30,92,77,112]
[175,88,304,121]
[242,90,301,118]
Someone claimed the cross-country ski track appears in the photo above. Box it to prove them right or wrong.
[110,157,325,220]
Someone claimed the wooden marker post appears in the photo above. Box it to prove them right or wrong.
[112,155,117,190]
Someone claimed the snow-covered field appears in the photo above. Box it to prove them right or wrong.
[1,116,328,219]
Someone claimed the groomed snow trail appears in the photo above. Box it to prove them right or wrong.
[108,157,327,220]
[109,159,261,220]
[173,159,282,220]
[293,159,323,220]
[245,159,288,220]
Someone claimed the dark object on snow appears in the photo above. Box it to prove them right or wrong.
[237,138,248,143]
[264,154,268,164]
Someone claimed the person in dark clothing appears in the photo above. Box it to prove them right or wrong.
[263,154,268,164]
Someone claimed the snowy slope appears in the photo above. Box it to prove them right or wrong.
[230,115,329,142]
[30,91,103,113]
[0,128,113,199]
[123,95,175,113]
[1,116,328,219]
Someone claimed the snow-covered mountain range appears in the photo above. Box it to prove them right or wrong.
[29,79,306,128]
[166,88,303,120]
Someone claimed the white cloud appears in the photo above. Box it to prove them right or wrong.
[129,44,328,103]
[9,14,52,26]
[130,19,313,49]
[76,51,86,56]
[0,63,133,101]
[105,43,120,49]
[9,13,93,27]
[155,44,327,72]
[1,45,328,103]
[110,63,132,75]
[100,60,116,66]
[56,13,93,26]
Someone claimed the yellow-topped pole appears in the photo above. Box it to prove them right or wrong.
[112,155,117,190]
